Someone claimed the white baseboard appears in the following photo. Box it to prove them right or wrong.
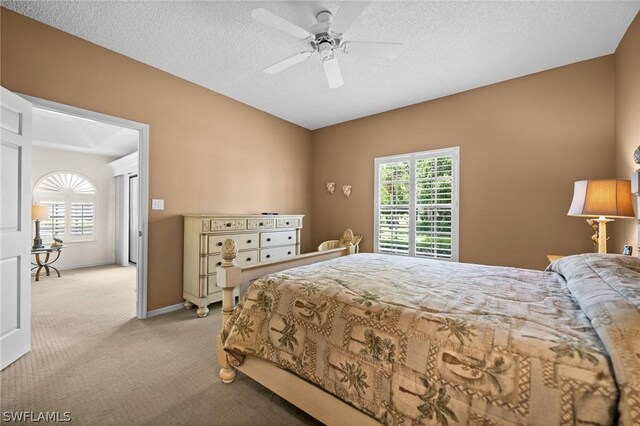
[30,261,118,276]
[146,303,184,318]
[60,260,118,271]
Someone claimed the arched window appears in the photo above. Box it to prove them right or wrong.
[33,172,97,242]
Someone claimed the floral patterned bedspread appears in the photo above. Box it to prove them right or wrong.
[223,253,640,425]
[548,254,640,426]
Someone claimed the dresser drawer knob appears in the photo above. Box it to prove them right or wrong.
[266,238,271,242]
[247,239,252,244]
[287,251,292,255]
[246,257,252,262]
[259,222,264,226]
[266,254,271,258]
[217,261,222,266]
[288,236,292,240]
[226,222,232,227]
[217,242,223,246]
[286,221,290,225]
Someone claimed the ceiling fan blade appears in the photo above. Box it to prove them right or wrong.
[329,1,371,37]
[263,52,313,75]
[322,56,344,89]
[251,8,312,40]
[343,41,403,59]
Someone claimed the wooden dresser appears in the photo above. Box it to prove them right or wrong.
[183,214,304,317]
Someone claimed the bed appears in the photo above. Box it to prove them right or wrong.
[215,242,640,425]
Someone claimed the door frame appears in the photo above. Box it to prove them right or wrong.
[19,94,151,319]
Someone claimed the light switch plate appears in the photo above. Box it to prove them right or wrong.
[151,199,164,210]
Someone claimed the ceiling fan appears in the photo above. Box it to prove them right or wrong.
[251,1,402,89]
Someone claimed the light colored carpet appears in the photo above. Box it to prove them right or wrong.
[1,265,320,425]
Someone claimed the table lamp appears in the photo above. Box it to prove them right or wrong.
[567,179,636,253]
[32,204,50,249]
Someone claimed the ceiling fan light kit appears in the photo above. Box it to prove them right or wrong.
[252,1,403,89]
[322,56,344,89]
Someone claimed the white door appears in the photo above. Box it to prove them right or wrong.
[128,174,139,264]
[0,88,32,370]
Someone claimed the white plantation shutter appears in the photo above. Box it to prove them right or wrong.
[34,172,97,242]
[415,156,454,259]
[70,202,94,237]
[40,201,65,239]
[377,161,410,254]
[37,173,95,195]
[375,148,459,261]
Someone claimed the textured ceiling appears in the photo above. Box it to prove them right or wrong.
[33,108,139,157]
[4,1,639,129]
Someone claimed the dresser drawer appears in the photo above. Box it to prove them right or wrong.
[261,245,296,262]
[210,219,246,231]
[260,230,296,247]
[237,250,259,267]
[247,218,275,230]
[208,233,259,253]
[276,218,300,228]
[208,250,258,270]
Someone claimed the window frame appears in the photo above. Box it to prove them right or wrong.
[33,171,98,243]
[374,147,460,261]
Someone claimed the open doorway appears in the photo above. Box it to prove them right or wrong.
[21,94,149,319]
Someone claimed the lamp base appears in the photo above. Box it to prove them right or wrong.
[594,216,613,254]
[32,219,44,250]
[32,237,44,250]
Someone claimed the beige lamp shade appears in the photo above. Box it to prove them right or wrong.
[32,204,50,221]
[567,179,635,218]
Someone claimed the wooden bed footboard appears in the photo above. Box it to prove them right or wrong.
[215,241,356,384]
[214,241,379,425]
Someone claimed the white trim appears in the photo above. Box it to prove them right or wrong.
[19,94,150,319]
[33,260,117,272]
[409,158,416,257]
[109,152,138,177]
[137,125,150,319]
[373,147,460,262]
[146,303,184,318]
[452,147,460,262]
[374,159,380,255]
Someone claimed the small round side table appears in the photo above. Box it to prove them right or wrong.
[31,246,64,282]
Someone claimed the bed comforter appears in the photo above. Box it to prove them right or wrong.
[222,253,640,425]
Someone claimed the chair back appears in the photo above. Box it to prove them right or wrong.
[317,240,340,251]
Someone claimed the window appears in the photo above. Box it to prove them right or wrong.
[70,202,95,237]
[374,147,459,261]
[40,200,65,239]
[34,172,97,242]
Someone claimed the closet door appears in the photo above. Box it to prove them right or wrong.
[128,175,139,265]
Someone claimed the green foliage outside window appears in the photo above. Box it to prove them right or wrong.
[378,156,454,258]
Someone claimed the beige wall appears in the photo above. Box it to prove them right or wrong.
[613,13,640,253]
[312,56,615,270]
[2,7,631,310]
[0,9,314,310]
